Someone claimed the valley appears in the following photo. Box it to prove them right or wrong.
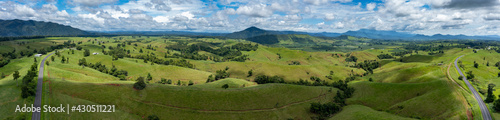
[1,32,499,119]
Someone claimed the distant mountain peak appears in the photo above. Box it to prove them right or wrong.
[243,26,265,32]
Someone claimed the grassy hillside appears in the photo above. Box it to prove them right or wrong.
[329,105,416,120]
[45,79,337,119]
[1,36,496,119]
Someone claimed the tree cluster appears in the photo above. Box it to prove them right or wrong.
[310,79,355,119]
[1,41,73,67]
[78,59,128,80]
[21,62,38,98]
[166,43,256,62]
[254,75,285,84]
[485,83,496,103]
[134,54,194,68]
[353,60,380,75]
[106,46,128,60]
[206,67,230,83]
[377,54,393,59]
[391,51,413,57]
[157,78,173,84]
[288,61,301,65]
[345,55,358,62]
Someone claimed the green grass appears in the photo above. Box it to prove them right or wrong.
[348,81,467,119]
[329,105,416,120]
[191,78,257,89]
[46,79,337,119]
[1,37,487,119]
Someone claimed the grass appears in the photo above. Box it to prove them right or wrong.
[0,37,488,119]
[329,105,416,120]
[45,79,337,119]
[348,81,467,119]
[191,78,257,89]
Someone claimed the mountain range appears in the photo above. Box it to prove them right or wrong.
[1,19,499,41]
[0,19,92,37]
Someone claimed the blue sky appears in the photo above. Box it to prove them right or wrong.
[1,0,500,35]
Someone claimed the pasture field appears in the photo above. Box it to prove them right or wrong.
[1,36,499,119]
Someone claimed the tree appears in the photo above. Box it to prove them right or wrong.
[458,76,463,80]
[83,49,90,57]
[67,57,69,63]
[369,78,373,82]
[494,95,500,112]
[61,56,66,63]
[188,80,194,86]
[167,79,172,84]
[133,77,146,90]
[345,55,358,62]
[147,73,152,81]
[247,69,253,77]
[177,80,181,86]
[206,75,215,83]
[13,71,20,86]
[45,61,49,66]
[485,83,496,103]
[147,115,159,120]
[51,56,55,61]
[487,61,490,66]
[222,84,229,89]
[34,57,37,62]
[474,62,479,68]
[498,72,500,77]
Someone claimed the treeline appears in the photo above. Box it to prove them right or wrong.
[310,78,355,119]
[249,73,356,119]
[78,58,129,80]
[105,46,128,60]
[167,43,257,62]
[377,54,393,59]
[0,36,46,42]
[0,40,75,68]
[391,50,413,57]
[207,67,230,82]
[353,60,380,75]
[134,54,195,68]
[21,62,38,98]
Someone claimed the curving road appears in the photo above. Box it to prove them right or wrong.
[32,52,54,120]
[454,55,492,120]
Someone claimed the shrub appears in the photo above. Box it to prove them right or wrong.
[222,84,229,89]
[133,77,146,90]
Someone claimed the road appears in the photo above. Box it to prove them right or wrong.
[454,55,492,120]
[32,52,54,120]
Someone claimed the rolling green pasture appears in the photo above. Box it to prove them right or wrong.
[1,36,495,119]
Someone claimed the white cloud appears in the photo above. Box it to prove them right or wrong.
[235,4,273,17]
[42,4,58,11]
[324,13,335,21]
[14,4,36,17]
[2,0,500,35]
[366,3,376,11]
[72,0,117,7]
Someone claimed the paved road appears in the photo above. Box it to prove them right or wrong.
[32,52,54,120]
[454,55,492,120]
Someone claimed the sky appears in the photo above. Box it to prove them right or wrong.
[1,0,500,35]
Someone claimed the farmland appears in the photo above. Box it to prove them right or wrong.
[1,35,499,119]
